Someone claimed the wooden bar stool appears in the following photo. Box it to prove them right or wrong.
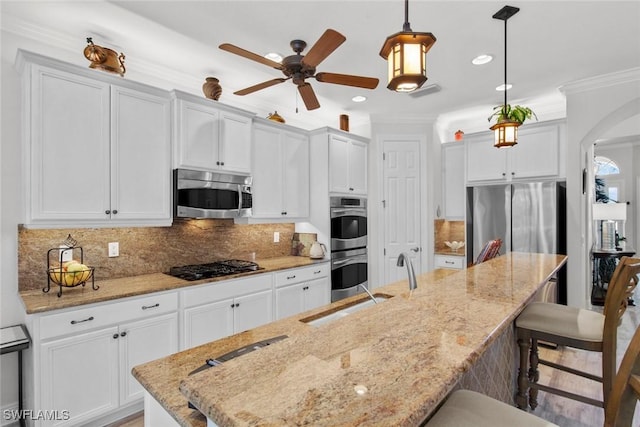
[515,256,640,411]
[424,323,640,427]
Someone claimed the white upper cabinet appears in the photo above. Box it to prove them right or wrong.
[172,90,254,174]
[18,51,171,228]
[329,133,368,195]
[466,120,565,184]
[251,119,310,219]
[442,143,465,219]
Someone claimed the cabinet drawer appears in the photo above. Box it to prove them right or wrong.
[39,292,178,340]
[435,255,465,270]
[182,273,273,308]
[274,263,330,287]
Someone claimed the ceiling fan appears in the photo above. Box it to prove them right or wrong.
[219,29,379,111]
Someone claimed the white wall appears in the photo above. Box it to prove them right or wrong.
[561,68,640,308]
[0,32,28,420]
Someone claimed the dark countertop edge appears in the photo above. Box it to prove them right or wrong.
[20,256,330,315]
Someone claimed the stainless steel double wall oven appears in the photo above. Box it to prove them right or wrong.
[330,196,368,302]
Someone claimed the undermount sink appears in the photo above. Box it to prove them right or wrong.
[301,293,393,327]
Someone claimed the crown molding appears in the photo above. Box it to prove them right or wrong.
[559,67,640,95]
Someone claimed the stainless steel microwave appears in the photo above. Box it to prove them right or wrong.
[174,169,252,219]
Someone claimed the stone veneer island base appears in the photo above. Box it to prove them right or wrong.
[133,252,567,427]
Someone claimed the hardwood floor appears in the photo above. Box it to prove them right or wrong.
[108,307,640,427]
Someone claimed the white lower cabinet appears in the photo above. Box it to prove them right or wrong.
[434,255,465,270]
[181,274,274,349]
[275,264,330,320]
[27,292,178,427]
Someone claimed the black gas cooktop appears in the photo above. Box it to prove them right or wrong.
[167,259,261,281]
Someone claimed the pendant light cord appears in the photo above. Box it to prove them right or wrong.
[403,0,411,31]
[503,17,508,108]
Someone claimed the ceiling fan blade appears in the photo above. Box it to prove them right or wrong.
[234,78,287,96]
[315,72,379,89]
[219,43,283,69]
[298,83,320,110]
[301,29,346,68]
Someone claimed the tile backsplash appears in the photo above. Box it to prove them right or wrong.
[18,220,294,291]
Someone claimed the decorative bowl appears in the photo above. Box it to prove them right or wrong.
[444,241,465,253]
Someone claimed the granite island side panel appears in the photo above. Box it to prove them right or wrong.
[133,252,567,427]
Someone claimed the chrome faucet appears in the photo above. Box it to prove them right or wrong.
[358,283,378,304]
[397,253,417,290]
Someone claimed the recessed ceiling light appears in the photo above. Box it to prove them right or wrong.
[352,95,367,103]
[264,52,282,62]
[472,54,493,65]
[496,83,512,91]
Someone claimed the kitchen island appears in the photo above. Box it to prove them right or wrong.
[133,252,566,427]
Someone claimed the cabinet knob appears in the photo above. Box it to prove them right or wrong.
[303,286,309,290]
[113,333,119,339]
[120,331,127,337]
[349,187,354,191]
[105,210,111,214]
[112,209,118,214]
[502,173,506,177]
[221,162,225,166]
[511,172,515,176]
[216,161,220,165]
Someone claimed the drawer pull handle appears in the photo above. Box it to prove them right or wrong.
[142,303,160,310]
[70,316,94,325]
[445,261,454,264]
[287,275,296,280]
[314,270,322,274]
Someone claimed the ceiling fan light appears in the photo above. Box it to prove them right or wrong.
[490,120,520,148]
[380,31,435,92]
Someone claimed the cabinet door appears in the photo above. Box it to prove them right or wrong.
[466,137,508,183]
[509,125,560,179]
[275,282,305,320]
[348,139,368,195]
[219,111,252,174]
[40,327,119,426]
[282,131,310,218]
[111,86,171,221]
[183,299,234,349]
[175,100,220,170]
[252,124,285,217]
[30,65,111,222]
[119,312,178,405]
[304,276,331,312]
[442,144,465,219]
[234,289,273,333]
[329,135,350,193]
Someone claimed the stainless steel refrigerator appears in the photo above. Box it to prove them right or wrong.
[466,181,567,303]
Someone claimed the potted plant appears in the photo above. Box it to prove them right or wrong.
[488,104,537,125]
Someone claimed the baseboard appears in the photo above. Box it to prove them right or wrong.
[1,401,20,427]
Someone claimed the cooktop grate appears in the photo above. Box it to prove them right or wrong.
[168,259,260,281]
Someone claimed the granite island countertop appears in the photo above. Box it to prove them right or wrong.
[20,256,328,314]
[132,252,567,427]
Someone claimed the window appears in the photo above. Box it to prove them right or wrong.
[594,155,620,176]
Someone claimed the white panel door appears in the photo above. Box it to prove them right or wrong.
[119,312,178,405]
[40,327,119,426]
[383,139,422,285]
[329,135,350,193]
[183,299,234,349]
[233,289,273,333]
[275,283,305,320]
[111,85,171,221]
[219,111,252,174]
[176,101,220,170]
[348,139,368,195]
[30,65,111,222]
[282,131,310,217]
[252,124,284,217]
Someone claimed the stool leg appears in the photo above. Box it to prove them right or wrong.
[516,335,531,409]
[528,338,540,410]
